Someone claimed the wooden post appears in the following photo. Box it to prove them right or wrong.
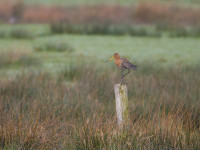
[114,84,129,129]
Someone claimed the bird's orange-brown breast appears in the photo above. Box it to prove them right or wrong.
[115,59,122,68]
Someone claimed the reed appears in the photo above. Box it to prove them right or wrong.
[0,63,199,149]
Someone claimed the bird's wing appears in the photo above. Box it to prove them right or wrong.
[121,57,137,70]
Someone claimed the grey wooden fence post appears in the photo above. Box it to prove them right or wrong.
[114,84,129,129]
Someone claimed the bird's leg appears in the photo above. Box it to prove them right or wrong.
[122,69,130,84]
[121,69,124,84]
[123,69,130,78]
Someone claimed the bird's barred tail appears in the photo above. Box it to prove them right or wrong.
[131,64,137,70]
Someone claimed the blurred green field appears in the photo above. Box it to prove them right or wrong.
[1,34,200,78]
[37,34,200,65]
[0,24,199,75]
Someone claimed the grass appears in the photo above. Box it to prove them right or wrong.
[2,2,200,28]
[0,32,199,75]
[0,50,39,68]
[0,24,50,39]
[0,24,200,149]
[50,23,161,37]
[24,0,200,6]
[0,63,199,149]
[34,34,200,67]
[33,40,74,52]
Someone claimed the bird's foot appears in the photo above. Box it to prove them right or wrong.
[120,82,128,85]
[120,78,128,85]
[120,76,128,85]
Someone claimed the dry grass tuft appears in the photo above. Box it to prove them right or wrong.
[0,50,39,68]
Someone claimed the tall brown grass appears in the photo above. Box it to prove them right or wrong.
[1,1,200,26]
[134,2,200,25]
[23,4,200,26]
[0,1,24,22]
[0,62,200,149]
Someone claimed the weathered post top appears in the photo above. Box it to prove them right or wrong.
[114,84,129,130]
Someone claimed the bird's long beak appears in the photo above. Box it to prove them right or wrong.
[105,57,114,63]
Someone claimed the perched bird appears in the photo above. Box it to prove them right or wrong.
[105,53,137,84]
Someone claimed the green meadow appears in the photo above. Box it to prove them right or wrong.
[0,24,200,74]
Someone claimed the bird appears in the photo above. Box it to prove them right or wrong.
[105,53,137,84]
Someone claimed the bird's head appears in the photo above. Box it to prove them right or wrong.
[105,53,120,63]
